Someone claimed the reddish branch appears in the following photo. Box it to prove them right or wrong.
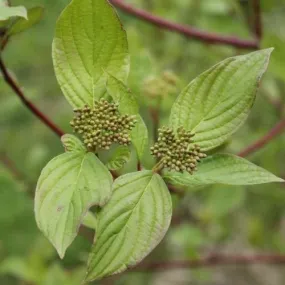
[253,0,262,40]
[110,0,259,49]
[238,118,285,157]
[0,152,26,182]
[134,253,285,271]
[0,57,64,137]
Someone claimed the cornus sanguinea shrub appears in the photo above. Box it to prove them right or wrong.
[31,0,284,282]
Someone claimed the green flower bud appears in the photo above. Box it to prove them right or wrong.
[71,99,136,151]
[150,126,206,174]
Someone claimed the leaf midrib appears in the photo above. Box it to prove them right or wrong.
[192,57,261,133]
[90,173,155,269]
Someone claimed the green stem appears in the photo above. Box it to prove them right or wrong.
[152,159,165,173]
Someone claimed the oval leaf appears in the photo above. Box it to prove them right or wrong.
[86,171,172,281]
[131,115,148,160]
[164,154,284,188]
[170,49,273,151]
[106,146,131,170]
[52,0,129,108]
[107,74,139,114]
[107,75,148,159]
[35,151,113,258]
[61,134,85,153]
[8,6,44,35]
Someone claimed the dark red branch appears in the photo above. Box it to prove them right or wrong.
[238,118,285,157]
[134,253,285,271]
[110,0,259,49]
[253,0,262,40]
[0,57,64,137]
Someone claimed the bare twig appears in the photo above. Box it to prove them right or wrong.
[150,106,160,142]
[0,36,9,51]
[133,253,285,272]
[167,185,185,197]
[137,162,142,171]
[252,0,262,40]
[0,152,25,182]
[0,57,64,137]
[238,118,285,157]
[110,0,259,49]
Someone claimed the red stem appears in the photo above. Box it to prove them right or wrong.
[134,253,285,271]
[253,0,262,40]
[238,118,285,157]
[0,57,64,137]
[110,0,259,49]
[0,152,26,182]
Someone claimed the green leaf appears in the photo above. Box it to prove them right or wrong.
[0,257,32,282]
[8,6,44,35]
[107,74,139,114]
[82,211,97,230]
[42,263,67,285]
[170,49,273,151]
[106,146,131,170]
[0,5,27,21]
[163,154,284,188]
[35,151,113,258]
[61,134,85,153]
[0,19,8,27]
[86,171,172,281]
[52,0,129,108]
[131,115,148,160]
[107,75,148,159]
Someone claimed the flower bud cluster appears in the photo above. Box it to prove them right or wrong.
[143,71,179,99]
[70,100,137,151]
[150,127,207,174]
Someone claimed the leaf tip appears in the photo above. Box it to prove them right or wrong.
[83,270,97,284]
[57,247,66,260]
[21,7,28,20]
[275,176,285,183]
[261,47,274,58]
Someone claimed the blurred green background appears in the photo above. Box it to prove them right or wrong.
[1,0,285,284]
